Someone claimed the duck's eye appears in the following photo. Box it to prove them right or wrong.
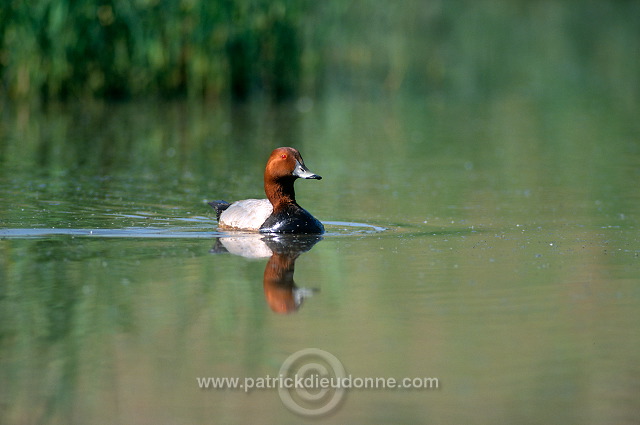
[281,154,287,159]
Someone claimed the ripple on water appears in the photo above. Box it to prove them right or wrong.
[0,220,387,239]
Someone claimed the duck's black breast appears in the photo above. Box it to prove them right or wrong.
[259,205,324,234]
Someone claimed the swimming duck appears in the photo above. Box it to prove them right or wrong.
[209,147,324,234]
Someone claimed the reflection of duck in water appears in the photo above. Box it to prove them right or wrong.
[211,234,321,313]
[209,147,324,234]
[263,246,315,314]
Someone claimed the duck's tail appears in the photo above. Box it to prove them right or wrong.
[208,200,231,220]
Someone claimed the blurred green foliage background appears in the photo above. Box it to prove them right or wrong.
[0,0,639,104]
[1,0,314,102]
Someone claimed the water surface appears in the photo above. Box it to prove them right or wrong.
[2,95,638,424]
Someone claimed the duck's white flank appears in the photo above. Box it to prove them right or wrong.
[219,198,273,231]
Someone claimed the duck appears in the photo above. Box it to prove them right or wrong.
[209,147,325,234]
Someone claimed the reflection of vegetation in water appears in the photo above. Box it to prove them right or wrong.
[1,1,638,103]
[0,236,247,422]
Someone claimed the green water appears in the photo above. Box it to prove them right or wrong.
[1,94,639,424]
